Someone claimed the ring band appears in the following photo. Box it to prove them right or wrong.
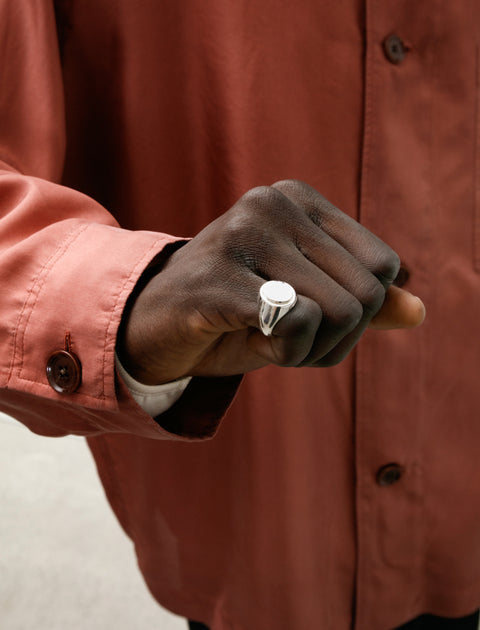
[258,281,297,336]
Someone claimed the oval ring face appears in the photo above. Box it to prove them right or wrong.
[259,281,297,307]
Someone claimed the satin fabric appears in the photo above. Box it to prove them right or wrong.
[1,2,480,629]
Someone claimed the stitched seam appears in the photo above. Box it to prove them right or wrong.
[10,228,170,412]
[354,1,377,627]
[475,44,480,272]
[7,223,89,386]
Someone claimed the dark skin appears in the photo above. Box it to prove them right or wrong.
[118,180,425,385]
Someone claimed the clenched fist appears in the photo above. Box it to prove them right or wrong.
[118,181,425,384]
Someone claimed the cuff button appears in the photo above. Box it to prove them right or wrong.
[46,350,82,394]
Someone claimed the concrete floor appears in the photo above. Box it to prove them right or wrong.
[0,414,186,630]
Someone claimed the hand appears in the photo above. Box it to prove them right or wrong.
[117,180,425,384]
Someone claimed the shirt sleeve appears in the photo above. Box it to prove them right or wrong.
[0,1,242,441]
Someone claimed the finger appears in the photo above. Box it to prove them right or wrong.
[240,262,364,368]
[305,316,369,367]
[247,295,323,366]
[272,226,388,320]
[271,180,400,285]
[237,185,389,318]
[229,251,359,368]
[307,286,426,367]
[253,240,384,361]
[368,285,426,330]
[297,289,371,368]
[227,269,326,367]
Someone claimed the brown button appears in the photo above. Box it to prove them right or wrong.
[383,35,407,64]
[46,350,82,394]
[376,463,404,487]
[393,266,410,288]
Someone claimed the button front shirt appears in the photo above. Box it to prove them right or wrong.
[1,2,480,629]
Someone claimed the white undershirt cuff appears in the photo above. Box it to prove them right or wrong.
[115,353,192,417]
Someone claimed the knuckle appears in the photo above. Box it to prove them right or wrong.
[222,198,275,249]
[318,356,342,368]
[271,331,310,367]
[222,209,255,241]
[272,179,319,201]
[271,301,321,366]
[220,186,295,271]
[317,348,351,368]
[271,342,301,367]
[373,247,401,283]
[329,296,363,332]
[284,306,319,338]
[271,179,303,194]
[356,277,386,314]
[272,180,331,225]
[240,185,287,215]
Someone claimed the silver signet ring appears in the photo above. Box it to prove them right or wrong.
[258,281,297,336]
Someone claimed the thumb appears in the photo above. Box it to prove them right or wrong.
[369,285,426,330]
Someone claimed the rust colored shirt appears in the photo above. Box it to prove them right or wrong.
[1,2,480,629]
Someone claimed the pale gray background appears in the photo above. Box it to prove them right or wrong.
[2,413,479,630]
[0,413,186,630]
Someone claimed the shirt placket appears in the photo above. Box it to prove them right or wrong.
[355,1,438,628]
